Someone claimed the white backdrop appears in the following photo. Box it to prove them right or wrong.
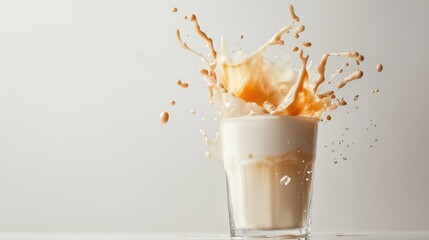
[0,0,428,232]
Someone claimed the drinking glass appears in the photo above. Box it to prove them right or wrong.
[221,116,318,238]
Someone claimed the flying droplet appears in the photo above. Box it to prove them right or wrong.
[160,112,169,124]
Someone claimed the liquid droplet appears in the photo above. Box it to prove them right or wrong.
[177,80,189,88]
[354,95,359,101]
[280,175,291,186]
[376,64,383,72]
[160,112,169,124]
[371,88,380,94]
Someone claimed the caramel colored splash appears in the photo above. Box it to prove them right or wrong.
[189,14,217,59]
[160,112,169,124]
[175,5,379,120]
[177,80,189,88]
[301,41,312,47]
[170,100,176,106]
[338,70,363,89]
[176,29,206,60]
[288,4,300,23]
[294,25,305,38]
[376,64,383,72]
[171,7,177,13]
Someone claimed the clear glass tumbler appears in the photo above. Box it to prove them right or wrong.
[221,116,318,238]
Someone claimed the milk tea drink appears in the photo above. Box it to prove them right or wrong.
[167,3,382,238]
[222,116,317,236]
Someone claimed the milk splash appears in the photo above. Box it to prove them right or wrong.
[176,8,367,122]
[170,4,381,159]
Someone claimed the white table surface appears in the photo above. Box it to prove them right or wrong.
[0,232,428,240]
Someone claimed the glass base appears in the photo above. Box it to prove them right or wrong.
[231,227,311,239]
